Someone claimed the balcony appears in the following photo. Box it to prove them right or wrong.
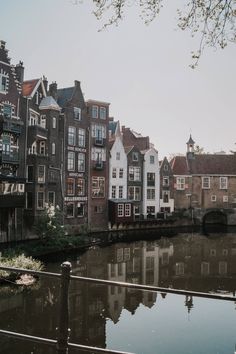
[94,160,104,170]
[28,125,48,145]
[0,151,19,166]
[0,115,23,136]
[94,137,105,147]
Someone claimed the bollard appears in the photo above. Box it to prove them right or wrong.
[57,261,72,354]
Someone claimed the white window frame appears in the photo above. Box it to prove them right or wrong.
[118,204,124,217]
[37,191,45,209]
[111,185,116,198]
[220,177,228,190]
[66,203,74,218]
[38,165,45,183]
[68,126,76,146]
[0,73,8,93]
[78,128,85,147]
[92,105,98,118]
[74,107,81,120]
[223,195,228,203]
[67,151,75,171]
[52,142,56,155]
[202,177,210,189]
[78,153,85,172]
[100,106,106,119]
[48,191,55,206]
[176,177,185,190]
[52,117,56,129]
[211,195,217,202]
[125,204,131,217]
[147,188,155,200]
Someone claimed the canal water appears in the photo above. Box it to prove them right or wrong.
[0,231,236,354]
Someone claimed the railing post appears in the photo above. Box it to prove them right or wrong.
[57,261,71,354]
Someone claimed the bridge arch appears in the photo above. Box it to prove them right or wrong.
[202,209,227,226]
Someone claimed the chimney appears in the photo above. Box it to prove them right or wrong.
[49,82,58,100]
[43,75,48,93]
[74,80,81,87]
[15,61,24,84]
[0,40,6,49]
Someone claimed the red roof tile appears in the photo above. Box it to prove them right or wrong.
[22,79,40,97]
[171,156,189,175]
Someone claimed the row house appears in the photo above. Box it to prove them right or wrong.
[21,78,62,237]
[171,136,236,211]
[159,157,174,213]
[0,40,25,241]
[108,122,160,226]
[55,81,89,233]
[87,99,110,231]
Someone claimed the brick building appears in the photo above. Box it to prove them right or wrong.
[0,40,25,241]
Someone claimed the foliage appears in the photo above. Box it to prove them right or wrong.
[87,0,236,67]
[0,254,43,281]
[35,204,65,241]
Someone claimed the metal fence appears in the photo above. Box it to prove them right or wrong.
[0,262,235,354]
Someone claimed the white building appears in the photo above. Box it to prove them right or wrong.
[109,120,127,200]
[142,147,160,218]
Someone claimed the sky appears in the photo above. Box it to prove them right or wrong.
[1,0,236,159]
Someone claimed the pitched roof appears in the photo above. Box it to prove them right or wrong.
[171,156,189,175]
[109,121,118,135]
[39,96,61,111]
[57,87,74,107]
[171,154,236,175]
[188,154,236,175]
[22,79,40,97]
[124,145,134,155]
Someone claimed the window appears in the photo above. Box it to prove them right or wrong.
[116,152,120,160]
[219,261,227,275]
[118,204,124,217]
[29,111,38,126]
[78,128,85,147]
[220,177,228,189]
[129,167,141,181]
[92,177,105,198]
[0,74,8,92]
[119,168,124,178]
[38,165,45,183]
[147,206,155,215]
[68,126,76,145]
[201,262,210,275]
[91,147,106,162]
[52,142,56,155]
[27,165,33,182]
[147,189,155,200]
[48,191,55,206]
[49,170,57,183]
[100,107,106,119]
[92,105,98,118]
[163,191,169,203]
[132,152,139,161]
[78,153,85,172]
[35,91,39,105]
[39,115,46,128]
[125,204,131,217]
[119,186,123,199]
[112,168,117,178]
[150,155,155,164]
[128,186,141,201]
[52,117,56,129]
[2,135,10,154]
[163,176,169,186]
[66,203,74,218]
[175,262,184,276]
[92,124,106,139]
[77,202,85,217]
[164,164,168,171]
[94,205,103,213]
[26,192,33,209]
[77,178,85,196]
[67,178,75,195]
[223,195,228,202]
[3,104,12,118]
[176,177,185,190]
[111,185,116,198]
[211,195,217,202]
[39,141,45,155]
[202,177,210,189]
[37,192,44,209]
[74,107,81,120]
[67,152,75,171]
[147,172,155,186]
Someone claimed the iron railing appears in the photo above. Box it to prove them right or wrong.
[0,262,235,354]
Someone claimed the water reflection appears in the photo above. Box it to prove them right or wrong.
[0,232,236,353]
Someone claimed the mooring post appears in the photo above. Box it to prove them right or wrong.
[57,261,71,354]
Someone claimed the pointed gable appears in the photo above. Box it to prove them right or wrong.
[171,156,189,175]
[22,78,46,98]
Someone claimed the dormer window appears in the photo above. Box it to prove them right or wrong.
[35,91,39,105]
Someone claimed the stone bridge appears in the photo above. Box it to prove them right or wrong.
[193,208,236,226]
